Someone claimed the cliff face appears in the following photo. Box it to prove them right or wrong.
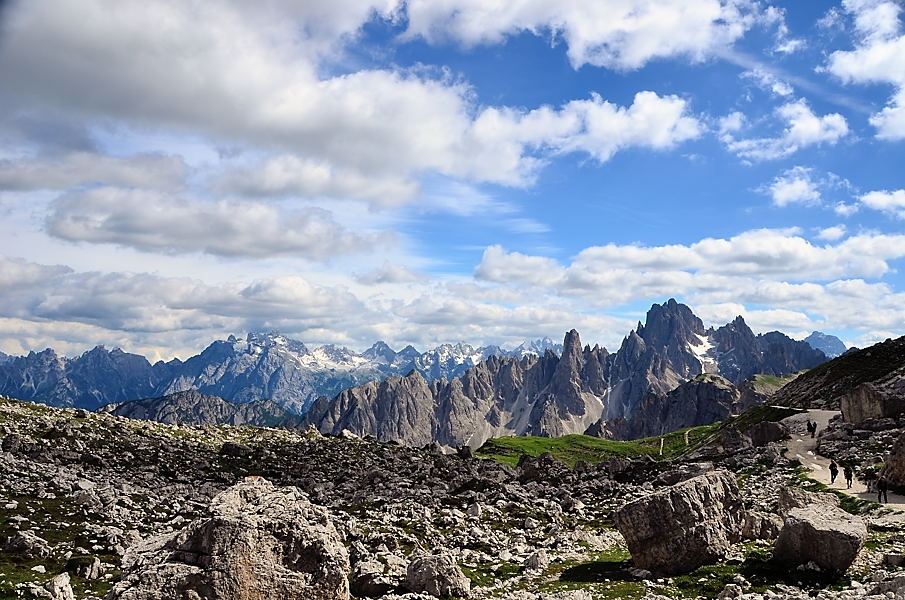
[771,336,905,412]
[303,300,825,447]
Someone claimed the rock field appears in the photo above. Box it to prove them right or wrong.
[4,396,905,599]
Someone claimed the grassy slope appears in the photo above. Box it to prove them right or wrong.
[476,405,805,468]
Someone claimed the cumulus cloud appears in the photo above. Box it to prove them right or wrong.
[826,0,905,140]
[45,187,393,260]
[474,245,565,286]
[478,230,905,295]
[767,166,822,207]
[215,155,418,206]
[859,189,905,218]
[354,263,427,284]
[403,0,766,70]
[0,1,706,200]
[721,99,849,161]
[0,152,188,191]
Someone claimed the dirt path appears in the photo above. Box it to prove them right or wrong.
[781,409,905,508]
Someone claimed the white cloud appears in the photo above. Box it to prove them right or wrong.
[722,99,849,161]
[403,0,766,70]
[478,230,905,294]
[354,263,427,284]
[0,0,706,201]
[0,152,188,191]
[741,68,794,97]
[818,225,847,241]
[767,166,821,207]
[216,155,418,206]
[859,189,905,218]
[474,245,565,287]
[826,0,905,140]
[45,187,393,260]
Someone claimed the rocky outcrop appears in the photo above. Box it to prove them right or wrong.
[773,504,867,574]
[620,374,762,439]
[879,431,905,488]
[613,470,746,575]
[101,390,300,427]
[841,379,905,425]
[772,336,905,410]
[747,421,790,447]
[107,477,350,600]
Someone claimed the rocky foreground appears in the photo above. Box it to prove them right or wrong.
[3,397,905,600]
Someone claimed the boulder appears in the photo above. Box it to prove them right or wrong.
[880,431,905,488]
[405,554,471,598]
[742,511,783,541]
[776,486,838,517]
[773,504,866,574]
[106,477,350,600]
[841,380,905,425]
[4,531,52,558]
[746,421,789,447]
[613,470,746,575]
[29,573,76,600]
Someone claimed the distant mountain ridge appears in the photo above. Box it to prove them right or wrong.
[100,390,300,428]
[803,331,849,358]
[0,333,562,413]
[302,299,828,446]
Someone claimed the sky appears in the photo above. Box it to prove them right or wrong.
[1,0,905,362]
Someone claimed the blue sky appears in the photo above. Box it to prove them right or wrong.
[1,0,905,361]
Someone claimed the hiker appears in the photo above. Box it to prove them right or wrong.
[829,460,839,484]
[809,421,816,438]
[844,465,853,489]
[806,419,813,437]
[878,477,889,503]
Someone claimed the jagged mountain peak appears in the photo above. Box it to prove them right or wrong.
[804,331,848,359]
[637,298,706,349]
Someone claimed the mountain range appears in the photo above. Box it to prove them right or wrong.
[0,332,561,414]
[0,299,840,445]
[301,299,829,446]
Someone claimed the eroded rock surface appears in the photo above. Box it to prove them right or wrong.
[614,470,746,575]
[107,477,349,600]
[773,504,867,574]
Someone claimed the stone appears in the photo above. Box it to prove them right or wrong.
[107,477,350,600]
[747,421,789,447]
[614,470,746,575]
[776,485,839,516]
[879,431,905,488]
[219,441,253,457]
[29,573,76,600]
[742,511,784,541]
[773,504,867,574]
[406,554,471,598]
[524,549,550,572]
[4,531,52,558]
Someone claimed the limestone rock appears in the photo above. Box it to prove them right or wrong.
[742,511,784,541]
[29,573,76,600]
[747,421,789,447]
[879,431,905,488]
[614,470,746,575]
[4,531,52,558]
[406,554,471,598]
[106,477,350,600]
[773,504,867,574]
[776,485,839,517]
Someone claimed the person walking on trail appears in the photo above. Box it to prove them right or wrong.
[830,461,839,484]
[844,465,853,489]
[878,477,889,503]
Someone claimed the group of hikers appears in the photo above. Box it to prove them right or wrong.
[807,418,891,504]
